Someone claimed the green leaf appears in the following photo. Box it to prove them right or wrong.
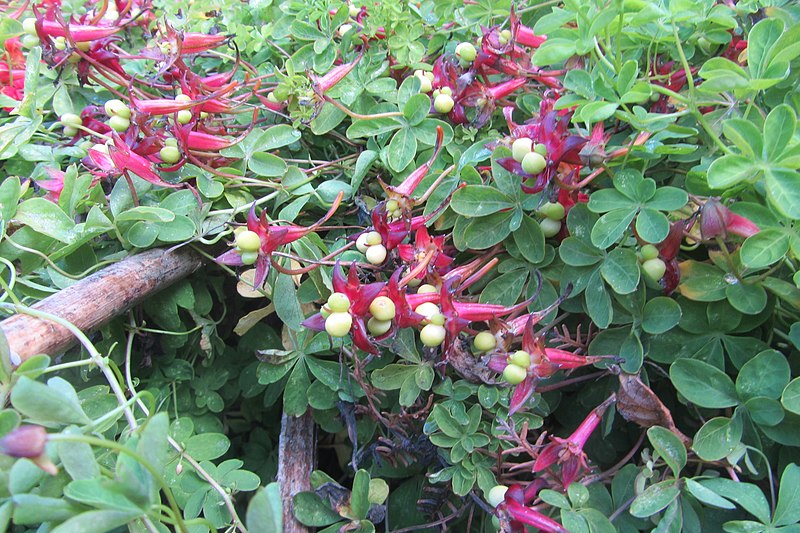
[283,360,311,416]
[259,125,302,151]
[273,270,304,330]
[50,509,142,533]
[781,378,800,415]
[684,479,735,510]
[763,105,795,160]
[559,236,603,266]
[635,208,670,244]
[532,38,576,66]
[585,270,612,328]
[479,270,527,307]
[63,479,143,513]
[699,478,770,523]
[645,187,688,211]
[642,297,682,334]
[387,127,417,172]
[726,282,768,315]
[670,359,738,409]
[744,397,784,427]
[692,416,743,461]
[404,94,431,126]
[461,211,514,250]
[15,198,75,243]
[116,206,176,223]
[185,433,230,461]
[247,483,282,533]
[765,168,800,219]
[292,492,342,527]
[11,376,91,425]
[647,426,687,477]
[722,119,763,159]
[591,209,637,249]
[740,229,790,269]
[774,464,800,526]
[630,480,680,518]
[450,186,515,217]
[249,152,287,177]
[587,188,632,213]
[678,261,728,302]
[707,155,758,189]
[735,349,789,402]
[512,215,545,263]
[748,18,784,80]
[11,494,82,525]
[347,117,402,139]
[57,437,100,481]
[351,470,371,519]
[600,247,640,294]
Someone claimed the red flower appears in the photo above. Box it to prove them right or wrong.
[396,227,453,281]
[533,395,616,487]
[216,192,344,288]
[496,483,566,533]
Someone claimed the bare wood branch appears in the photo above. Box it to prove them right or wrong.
[0,247,204,361]
[278,410,316,533]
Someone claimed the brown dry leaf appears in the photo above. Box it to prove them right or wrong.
[236,269,271,298]
[448,338,496,384]
[616,372,692,447]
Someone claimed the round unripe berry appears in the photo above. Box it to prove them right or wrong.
[53,36,67,50]
[235,230,261,253]
[434,94,454,114]
[20,34,39,48]
[521,151,547,174]
[429,313,446,326]
[104,99,131,119]
[455,42,477,62]
[420,323,446,347]
[415,302,440,320]
[417,284,438,294]
[473,331,497,353]
[487,485,508,508]
[417,75,432,93]
[159,145,181,164]
[320,306,331,319]
[61,113,82,128]
[367,317,392,336]
[175,94,192,103]
[538,201,565,221]
[540,218,561,238]
[498,29,511,45]
[365,231,382,246]
[22,17,37,36]
[640,244,659,261]
[642,257,666,281]
[240,251,259,265]
[165,138,178,147]
[439,86,453,96]
[327,292,351,313]
[365,244,387,265]
[325,312,353,337]
[63,126,78,137]
[511,137,533,162]
[508,350,531,368]
[356,233,370,253]
[533,143,548,157]
[177,109,193,124]
[369,296,396,321]
[503,364,527,384]
[386,199,399,213]
[108,115,130,132]
[272,85,290,102]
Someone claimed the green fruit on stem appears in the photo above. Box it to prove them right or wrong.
[429,313,446,326]
[417,284,438,294]
[356,233,370,253]
[533,143,548,157]
[540,218,561,238]
[503,364,527,384]
[498,29,511,45]
[455,42,477,62]
[235,230,261,253]
[325,312,353,337]
[521,151,547,174]
[62,126,78,137]
[642,257,666,281]
[165,138,178,147]
[367,317,392,336]
[415,302,440,320]
[508,350,531,368]
[53,36,67,51]
[104,99,131,119]
[417,74,432,93]
[511,137,533,162]
[61,113,82,128]
[327,292,351,313]
[175,94,192,103]
[369,296,396,321]
[159,145,181,164]
[473,331,497,353]
[538,201,565,221]
[487,485,508,507]
[108,115,130,132]
[365,244,387,265]
[365,231,382,246]
[240,251,258,265]
[640,244,659,261]
[420,323,446,347]
[434,93,455,114]
[22,17,37,36]
[20,34,39,48]
[177,109,193,124]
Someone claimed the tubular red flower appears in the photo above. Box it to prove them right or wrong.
[310,50,364,95]
[38,19,123,42]
[0,425,48,459]
[502,499,567,533]
[384,126,444,198]
[180,32,230,55]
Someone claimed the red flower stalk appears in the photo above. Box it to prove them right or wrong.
[533,395,616,487]
[89,134,180,189]
[500,499,567,533]
[37,19,123,42]
[216,192,344,288]
[367,204,435,251]
[180,32,230,55]
[700,198,759,240]
[310,50,364,95]
[386,270,427,329]
[302,261,386,354]
[381,126,444,201]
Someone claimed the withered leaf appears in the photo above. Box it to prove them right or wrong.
[617,372,692,447]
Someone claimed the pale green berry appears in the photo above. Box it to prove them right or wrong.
[503,364,527,384]
[640,244,659,261]
[538,201,565,221]
[533,143,548,157]
[63,126,78,137]
[235,230,261,253]
[429,313,446,326]
[417,284,438,294]
[487,485,508,507]
[177,109,192,124]
[240,251,259,265]
[104,99,131,119]
[159,145,181,164]
[367,317,392,336]
[22,17,37,36]
[356,233,370,253]
[365,244,387,265]
[540,218,562,238]
[325,312,353,337]
[521,151,547,174]
[455,42,477,62]
[434,94,454,114]
[415,302,440,320]
[327,292,351,313]
[61,113,82,128]
[508,350,531,368]
[108,115,130,132]
[365,231,382,246]
[473,331,497,353]
[420,323,446,347]
[369,296,396,321]
[511,137,533,162]
[642,258,666,281]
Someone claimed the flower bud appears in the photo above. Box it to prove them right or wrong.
[0,426,47,459]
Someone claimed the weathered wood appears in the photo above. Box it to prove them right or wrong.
[1,247,204,361]
[278,410,316,533]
